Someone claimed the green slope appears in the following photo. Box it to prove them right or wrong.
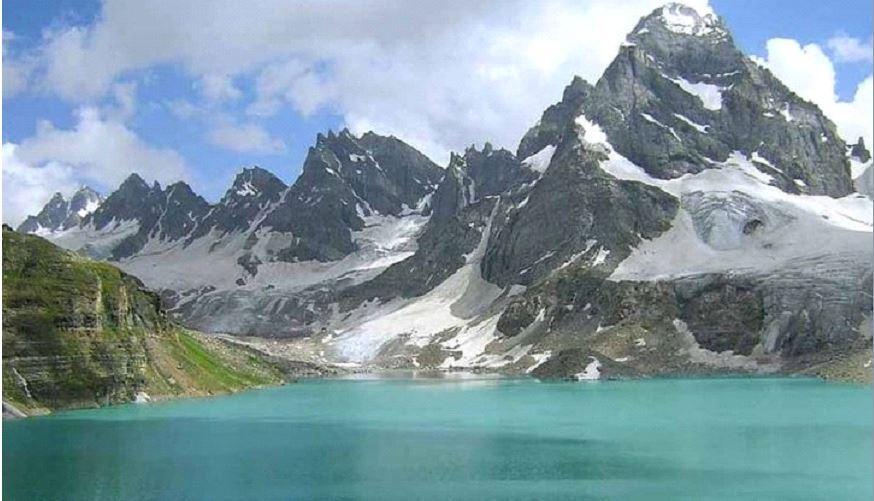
[2,226,282,415]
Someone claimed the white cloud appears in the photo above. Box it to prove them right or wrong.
[5,0,712,162]
[14,107,190,191]
[208,122,286,154]
[755,38,873,148]
[2,144,79,226]
[827,33,874,64]
[2,30,32,98]
[103,82,138,121]
[166,99,202,120]
[199,73,242,102]
[248,59,335,117]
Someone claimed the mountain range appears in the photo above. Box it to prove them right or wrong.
[18,3,874,380]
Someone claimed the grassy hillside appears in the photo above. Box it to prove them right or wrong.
[2,227,283,415]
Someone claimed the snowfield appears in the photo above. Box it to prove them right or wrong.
[330,204,504,362]
[568,114,874,281]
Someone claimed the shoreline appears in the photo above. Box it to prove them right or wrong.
[6,363,869,421]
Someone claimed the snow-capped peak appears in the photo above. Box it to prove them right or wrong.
[658,3,721,36]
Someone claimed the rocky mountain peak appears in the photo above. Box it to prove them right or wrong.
[639,3,725,39]
[625,3,739,82]
[63,186,103,229]
[850,137,871,163]
[164,181,208,209]
[225,166,287,202]
[68,187,101,215]
[515,2,856,197]
[16,186,104,234]
[298,129,442,214]
[119,173,150,193]
[46,192,66,206]
[16,192,69,234]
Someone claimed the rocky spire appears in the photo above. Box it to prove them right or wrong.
[850,137,871,163]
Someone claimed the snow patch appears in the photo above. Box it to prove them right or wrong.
[668,76,725,111]
[592,247,610,267]
[77,199,101,217]
[574,357,601,381]
[525,351,552,373]
[673,113,709,133]
[574,114,608,144]
[235,181,258,197]
[522,145,556,174]
[659,3,719,36]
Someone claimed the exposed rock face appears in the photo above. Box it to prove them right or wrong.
[187,167,286,242]
[483,139,679,287]
[87,175,212,259]
[257,129,442,263]
[16,187,102,234]
[1,228,283,415]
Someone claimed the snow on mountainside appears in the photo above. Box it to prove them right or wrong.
[18,2,874,379]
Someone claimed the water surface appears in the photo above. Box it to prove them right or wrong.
[4,376,872,500]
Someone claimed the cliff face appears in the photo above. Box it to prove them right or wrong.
[2,227,283,416]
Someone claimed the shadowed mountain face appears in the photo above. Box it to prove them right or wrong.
[16,3,873,380]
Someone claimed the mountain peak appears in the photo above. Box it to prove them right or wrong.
[227,166,287,200]
[73,186,100,198]
[627,3,728,52]
[47,192,66,205]
[649,3,721,36]
[17,187,103,234]
[119,173,149,192]
[68,186,102,220]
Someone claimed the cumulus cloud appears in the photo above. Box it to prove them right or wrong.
[3,104,192,225]
[4,0,711,161]
[755,38,873,147]
[827,33,874,64]
[14,107,190,191]
[2,144,79,226]
[208,122,286,154]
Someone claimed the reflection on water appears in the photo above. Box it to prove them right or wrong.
[4,377,872,500]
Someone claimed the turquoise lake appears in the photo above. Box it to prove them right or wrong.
[4,376,872,500]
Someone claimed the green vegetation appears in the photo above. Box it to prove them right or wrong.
[2,227,282,415]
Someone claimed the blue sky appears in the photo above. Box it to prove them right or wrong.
[2,0,872,224]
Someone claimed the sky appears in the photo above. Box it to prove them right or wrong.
[2,0,872,225]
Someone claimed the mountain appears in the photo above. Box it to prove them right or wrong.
[19,130,443,336]
[16,187,102,234]
[2,226,284,416]
[17,3,872,381]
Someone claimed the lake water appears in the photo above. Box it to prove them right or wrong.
[4,376,872,500]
